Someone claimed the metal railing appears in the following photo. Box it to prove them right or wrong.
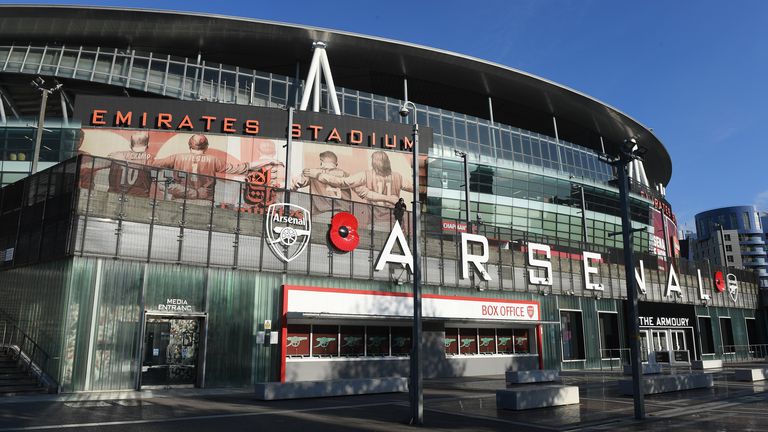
[598,348,631,371]
[719,344,768,364]
[0,313,58,392]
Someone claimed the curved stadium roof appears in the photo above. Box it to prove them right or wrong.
[0,4,672,184]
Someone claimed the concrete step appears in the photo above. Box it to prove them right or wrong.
[0,385,48,396]
[0,377,37,386]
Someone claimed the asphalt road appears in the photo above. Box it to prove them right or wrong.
[1,371,767,431]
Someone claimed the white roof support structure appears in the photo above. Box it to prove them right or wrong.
[299,42,341,115]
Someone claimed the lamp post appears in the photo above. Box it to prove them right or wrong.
[399,100,422,425]
[454,150,471,233]
[30,77,63,174]
[600,137,645,420]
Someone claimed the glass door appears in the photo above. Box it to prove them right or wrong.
[639,331,650,362]
[141,316,201,387]
[670,330,690,364]
[650,330,670,363]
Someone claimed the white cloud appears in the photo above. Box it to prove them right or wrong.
[754,190,768,212]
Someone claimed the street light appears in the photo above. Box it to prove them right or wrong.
[30,77,63,174]
[399,100,423,426]
[599,137,645,420]
[454,150,471,232]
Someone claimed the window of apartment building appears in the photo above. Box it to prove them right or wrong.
[743,212,751,229]
[698,317,715,354]
[599,312,620,359]
[561,310,585,360]
[720,318,735,353]
[726,245,732,252]
[727,255,734,263]
[724,234,731,241]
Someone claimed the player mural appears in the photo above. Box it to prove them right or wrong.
[290,141,419,221]
[78,128,286,211]
[78,128,422,221]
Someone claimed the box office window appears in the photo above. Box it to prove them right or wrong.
[312,325,339,357]
[366,326,390,356]
[478,328,497,354]
[514,329,530,354]
[561,311,585,360]
[444,328,459,355]
[459,329,478,355]
[599,313,620,358]
[339,326,365,356]
[497,329,514,354]
[286,324,311,356]
[699,317,715,354]
[720,318,735,353]
[391,327,412,356]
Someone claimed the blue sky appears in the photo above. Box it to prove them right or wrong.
[12,0,768,229]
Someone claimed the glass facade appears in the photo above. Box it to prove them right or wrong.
[0,43,658,249]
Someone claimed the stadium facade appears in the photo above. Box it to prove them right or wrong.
[0,6,763,392]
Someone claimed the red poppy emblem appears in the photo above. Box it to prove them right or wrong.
[329,212,360,252]
[714,271,725,293]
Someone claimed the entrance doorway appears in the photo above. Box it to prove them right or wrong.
[640,328,694,365]
[141,315,203,388]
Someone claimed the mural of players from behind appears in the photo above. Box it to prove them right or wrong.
[302,150,413,220]
[292,150,351,213]
[80,131,154,197]
[152,134,279,201]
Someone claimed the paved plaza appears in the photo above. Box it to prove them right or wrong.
[1,364,768,431]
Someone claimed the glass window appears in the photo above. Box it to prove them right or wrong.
[286,324,311,357]
[444,327,459,355]
[496,329,513,354]
[599,313,620,358]
[561,310,585,360]
[478,328,496,354]
[311,325,338,357]
[743,212,751,230]
[720,318,735,353]
[390,327,412,356]
[513,329,530,354]
[339,326,365,356]
[366,326,389,356]
[459,328,477,355]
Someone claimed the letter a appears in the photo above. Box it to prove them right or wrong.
[375,221,413,273]
[665,265,682,297]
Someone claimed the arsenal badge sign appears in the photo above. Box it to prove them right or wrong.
[266,203,311,262]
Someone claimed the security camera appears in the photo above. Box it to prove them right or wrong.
[398,106,410,118]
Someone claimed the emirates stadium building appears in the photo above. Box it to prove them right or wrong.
[0,5,763,393]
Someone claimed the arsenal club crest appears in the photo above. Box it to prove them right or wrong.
[527,305,535,319]
[266,203,311,263]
